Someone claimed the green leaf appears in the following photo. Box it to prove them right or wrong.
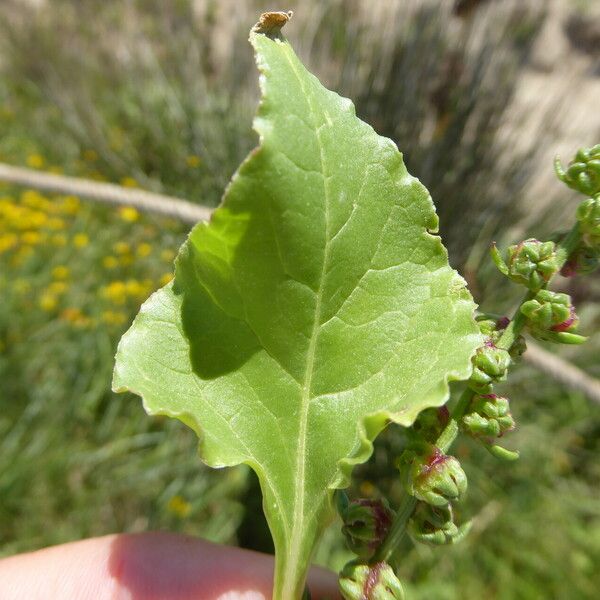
[113,20,482,600]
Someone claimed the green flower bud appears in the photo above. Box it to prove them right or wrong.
[476,316,499,339]
[555,145,600,197]
[339,560,404,600]
[341,498,395,558]
[576,197,600,247]
[408,502,472,546]
[468,343,511,394]
[491,239,559,291]
[462,394,519,460]
[475,315,526,361]
[402,446,467,507]
[520,290,586,345]
[463,394,515,439]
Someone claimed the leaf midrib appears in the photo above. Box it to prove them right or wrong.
[281,42,333,594]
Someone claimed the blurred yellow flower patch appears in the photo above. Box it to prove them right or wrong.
[167,495,191,518]
[59,195,80,215]
[113,242,130,255]
[46,217,66,231]
[21,190,48,210]
[160,248,175,262]
[136,242,152,257]
[119,206,139,222]
[186,154,201,168]
[60,307,93,329]
[22,231,43,245]
[39,293,57,312]
[0,233,18,253]
[101,281,127,305]
[52,265,70,280]
[73,233,89,248]
[48,281,68,295]
[102,256,119,269]
[120,177,138,189]
[26,154,45,169]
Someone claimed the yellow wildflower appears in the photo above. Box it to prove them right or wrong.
[60,307,82,321]
[21,189,47,209]
[102,256,119,269]
[119,206,139,222]
[0,196,14,211]
[28,211,48,228]
[159,273,174,286]
[0,233,17,253]
[120,177,138,188]
[167,495,191,518]
[136,242,152,257]
[52,265,70,280]
[46,217,66,231]
[73,233,89,248]
[60,195,80,215]
[22,231,42,245]
[186,155,201,168]
[26,154,45,169]
[113,241,130,255]
[49,281,68,295]
[101,281,127,305]
[125,279,144,297]
[39,293,57,311]
[61,307,92,328]
[160,249,175,262]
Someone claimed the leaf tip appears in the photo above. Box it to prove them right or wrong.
[251,10,293,38]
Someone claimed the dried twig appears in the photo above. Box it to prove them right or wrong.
[0,162,209,224]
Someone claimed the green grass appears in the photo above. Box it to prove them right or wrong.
[1,1,599,598]
[0,190,251,555]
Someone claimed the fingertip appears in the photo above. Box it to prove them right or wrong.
[0,532,340,599]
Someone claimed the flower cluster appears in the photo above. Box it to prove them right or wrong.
[1,178,182,336]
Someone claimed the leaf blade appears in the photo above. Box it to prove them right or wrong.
[114,28,482,599]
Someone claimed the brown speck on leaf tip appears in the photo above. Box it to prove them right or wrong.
[252,11,293,37]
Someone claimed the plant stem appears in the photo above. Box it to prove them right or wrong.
[372,389,472,563]
[555,222,582,266]
[495,290,535,350]
[371,493,417,562]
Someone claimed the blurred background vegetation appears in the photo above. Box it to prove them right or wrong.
[0,0,599,598]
